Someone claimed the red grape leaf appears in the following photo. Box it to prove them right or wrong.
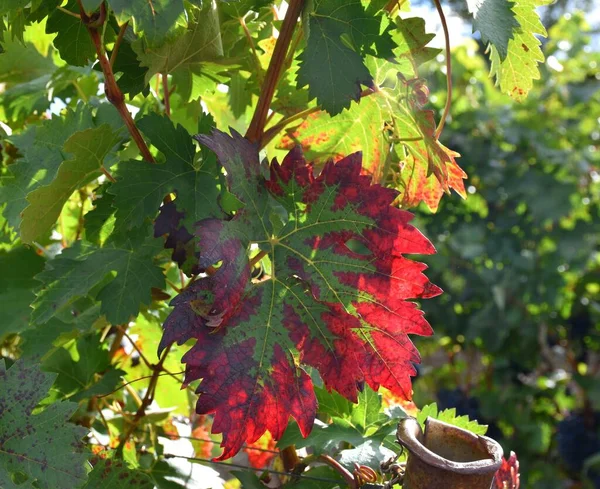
[494,451,520,489]
[160,131,441,460]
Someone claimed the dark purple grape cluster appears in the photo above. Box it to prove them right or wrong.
[437,388,503,441]
[556,412,600,475]
[437,388,481,420]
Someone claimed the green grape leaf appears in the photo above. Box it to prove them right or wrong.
[489,0,549,100]
[278,418,366,453]
[31,234,165,325]
[391,17,441,75]
[0,33,56,86]
[350,387,387,434]
[20,124,121,243]
[109,113,223,231]
[108,0,185,46]
[314,387,353,420]
[80,0,103,12]
[282,466,344,489]
[19,304,103,361]
[83,455,153,488]
[84,185,117,246]
[0,359,88,489]
[46,1,96,66]
[339,439,396,470]
[417,403,488,436]
[0,247,45,339]
[41,334,124,403]
[233,471,267,489]
[132,2,223,82]
[280,95,388,181]
[297,0,394,115]
[109,26,150,97]
[0,105,108,232]
[467,0,519,60]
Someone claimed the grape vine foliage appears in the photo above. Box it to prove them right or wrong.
[0,0,552,484]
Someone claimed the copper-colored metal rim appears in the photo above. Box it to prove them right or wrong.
[396,416,503,474]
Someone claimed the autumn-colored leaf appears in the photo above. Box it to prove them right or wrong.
[283,16,467,211]
[244,431,278,469]
[394,139,467,212]
[159,130,440,460]
[279,95,388,181]
[494,451,520,489]
[383,80,467,212]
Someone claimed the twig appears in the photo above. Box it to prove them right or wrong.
[151,432,280,453]
[108,327,126,359]
[246,0,304,143]
[124,383,144,408]
[240,16,263,84]
[119,326,153,369]
[432,0,452,139]
[118,344,173,448]
[101,167,117,182]
[282,25,303,73]
[249,250,268,268]
[96,371,185,399]
[260,106,320,148]
[165,278,182,293]
[319,454,358,489]
[162,74,171,118]
[110,21,129,68]
[57,5,81,18]
[71,80,88,102]
[78,1,155,163]
[96,403,114,440]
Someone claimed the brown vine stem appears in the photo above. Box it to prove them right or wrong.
[101,167,116,182]
[78,1,155,163]
[245,0,304,143]
[432,0,452,139]
[108,326,126,359]
[110,20,129,68]
[384,0,409,14]
[282,25,303,73]
[162,74,171,118]
[249,250,268,268]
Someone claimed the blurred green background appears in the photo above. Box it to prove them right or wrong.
[410,11,600,489]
